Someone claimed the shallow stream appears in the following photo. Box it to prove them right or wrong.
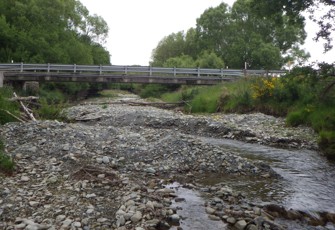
[201,137,335,213]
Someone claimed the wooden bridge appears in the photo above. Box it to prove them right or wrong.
[0,63,286,87]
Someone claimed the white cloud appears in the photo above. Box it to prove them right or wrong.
[80,0,334,66]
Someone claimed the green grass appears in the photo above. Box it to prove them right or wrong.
[0,139,15,174]
[0,87,20,124]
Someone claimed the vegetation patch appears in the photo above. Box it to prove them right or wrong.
[0,139,15,176]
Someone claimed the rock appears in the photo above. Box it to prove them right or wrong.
[145,168,156,174]
[208,215,221,221]
[96,158,103,164]
[29,201,39,207]
[102,156,110,164]
[46,176,58,184]
[246,224,258,230]
[56,215,66,223]
[62,219,73,227]
[21,176,30,182]
[206,207,216,214]
[97,218,108,223]
[227,217,236,224]
[73,222,81,227]
[169,214,180,223]
[116,215,125,227]
[131,211,142,223]
[234,220,247,230]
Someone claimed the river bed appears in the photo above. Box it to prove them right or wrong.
[201,137,335,213]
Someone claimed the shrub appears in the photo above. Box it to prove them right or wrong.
[0,139,15,174]
[35,98,67,121]
[319,131,335,160]
[0,87,20,124]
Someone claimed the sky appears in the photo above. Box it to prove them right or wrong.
[80,0,335,66]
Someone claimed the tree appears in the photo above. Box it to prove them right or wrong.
[195,0,306,69]
[0,0,110,64]
[250,0,335,51]
[151,0,307,70]
[195,51,225,69]
[151,32,188,66]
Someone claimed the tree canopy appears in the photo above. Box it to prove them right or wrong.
[0,0,110,64]
[249,0,335,52]
[151,0,309,69]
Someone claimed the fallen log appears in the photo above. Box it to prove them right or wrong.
[0,109,25,122]
[9,96,39,102]
[13,92,36,121]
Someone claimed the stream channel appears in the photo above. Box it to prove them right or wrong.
[170,137,335,229]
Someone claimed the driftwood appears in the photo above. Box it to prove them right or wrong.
[13,92,36,121]
[0,109,25,122]
[9,96,39,102]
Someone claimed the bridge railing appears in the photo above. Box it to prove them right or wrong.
[0,63,286,77]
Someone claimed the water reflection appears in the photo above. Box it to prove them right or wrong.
[201,137,335,213]
[167,183,227,230]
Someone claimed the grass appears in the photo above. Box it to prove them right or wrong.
[159,73,335,160]
[0,139,15,175]
[0,87,20,124]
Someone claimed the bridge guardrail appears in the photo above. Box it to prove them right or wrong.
[0,63,287,77]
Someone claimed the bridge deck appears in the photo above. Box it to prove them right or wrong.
[0,63,286,86]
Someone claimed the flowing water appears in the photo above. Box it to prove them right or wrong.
[165,138,335,230]
[201,137,335,213]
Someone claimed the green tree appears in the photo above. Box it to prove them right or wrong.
[0,0,110,64]
[195,0,306,69]
[195,51,225,68]
[250,0,335,51]
[151,0,306,70]
[163,55,196,68]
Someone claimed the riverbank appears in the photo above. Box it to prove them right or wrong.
[0,93,332,230]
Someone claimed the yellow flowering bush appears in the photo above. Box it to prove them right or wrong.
[252,77,283,101]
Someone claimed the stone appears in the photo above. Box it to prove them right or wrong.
[131,211,142,223]
[47,176,58,184]
[145,168,156,174]
[97,218,108,223]
[62,219,73,227]
[73,222,81,227]
[56,215,66,223]
[246,224,258,230]
[206,207,216,214]
[116,215,125,227]
[227,217,236,224]
[96,158,103,164]
[29,201,39,207]
[21,176,30,182]
[169,214,180,223]
[234,220,247,230]
[102,156,110,164]
[208,215,221,221]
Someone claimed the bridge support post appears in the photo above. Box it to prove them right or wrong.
[0,72,4,88]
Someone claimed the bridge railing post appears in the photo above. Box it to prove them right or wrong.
[173,67,176,77]
[197,67,200,77]
[99,65,102,75]
[124,66,128,75]
[149,66,152,76]
[73,64,77,73]
[0,72,3,88]
[20,62,24,72]
[47,63,50,73]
